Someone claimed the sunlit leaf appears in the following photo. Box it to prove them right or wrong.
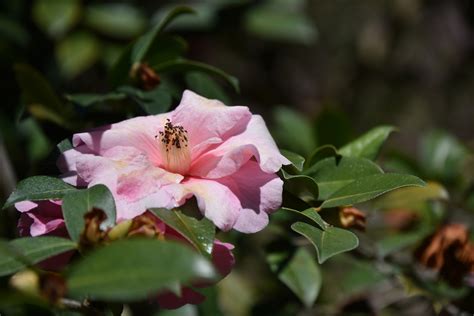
[339,126,396,160]
[291,222,359,264]
[66,239,216,301]
[151,208,215,256]
[305,156,383,200]
[321,173,425,208]
[61,185,116,242]
[3,176,76,209]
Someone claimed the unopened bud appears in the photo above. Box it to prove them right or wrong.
[339,207,366,231]
[131,62,160,90]
[106,219,133,241]
[10,269,40,297]
[79,208,107,249]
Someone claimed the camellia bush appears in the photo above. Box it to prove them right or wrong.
[1,4,474,316]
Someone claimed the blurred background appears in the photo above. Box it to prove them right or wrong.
[1,0,473,315]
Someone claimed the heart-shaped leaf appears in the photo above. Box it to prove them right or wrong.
[280,150,305,172]
[66,239,216,301]
[0,237,77,276]
[3,176,76,209]
[61,185,116,241]
[151,208,215,256]
[291,222,359,264]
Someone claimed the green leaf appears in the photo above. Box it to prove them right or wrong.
[151,208,215,256]
[421,130,468,182]
[57,138,73,153]
[377,231,429,258]
[84,4,146,39]
[278,248,321,308]
[3,176,76,209]
[117,85,173,114]
[305,145,339,169]
[280,150,305,172]
[32,0,81,38]
[19,118,52,162]
[282,169,319,201]
[153,58,239,93]
[66,239,216,301]
[339,126,396,160]
[56,32,100,79]
[0,237,77,276]
[273,106,316,156]
[291,222,359,264]
[65,91,126,107]
[144,35,188,66]
[305,156,383,200]
[321,173,426,208]
[132,6,195,63]
[61,185,117,242]
[282,207,328,230]
[185,71,230,104]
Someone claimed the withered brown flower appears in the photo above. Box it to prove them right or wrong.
[415,223,474,287]
[339,207,367,231]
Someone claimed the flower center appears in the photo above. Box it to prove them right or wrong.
[156,119,191,175]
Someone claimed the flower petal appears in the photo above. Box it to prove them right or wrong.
[171,90,252,159]
[190,115,291,179]
[212,240,235,278]
[217,160,283,233]
[156,287,206,309]
[182,178,241,231]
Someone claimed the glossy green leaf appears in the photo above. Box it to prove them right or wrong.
[185,71,230,104]
[66,239,216,301]
[291,222,359,264]
[306,156,383,200]
[118,85,172,114]
[280,150,305,172]
[56,32,100,79]
[3,176,76,209]
[151,208,215,256]
[32,0,81,38]
[339,126,396,160]
[61,185,116,242]
[278,248,321,308]
[282,207,328,230]
[305,145,339,169]
[84,4,146,39]
[282,169,319,201]
[273,106,316,156]
[132,6,195,63]
[65,92,126,107]
[321,173,426,208]
[0,237,77,276]
[153,58,239,92]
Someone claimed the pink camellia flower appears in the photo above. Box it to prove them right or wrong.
[58,90,290,233]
